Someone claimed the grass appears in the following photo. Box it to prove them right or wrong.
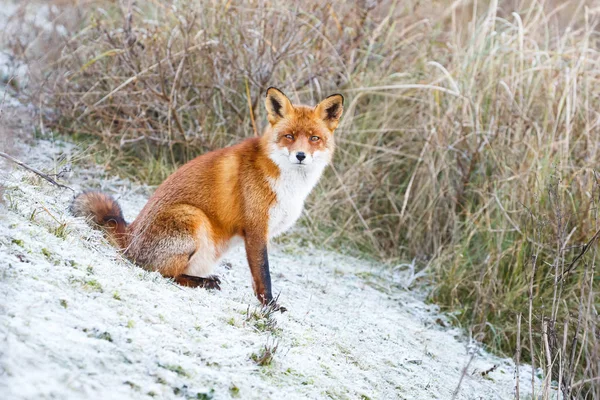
[245,304,281,335]
[69,277,104,293]
[5,0,600,397]
[250,339,279,367]
[159,363,189,378]
[83,328,113,342]
[229,385,240,397]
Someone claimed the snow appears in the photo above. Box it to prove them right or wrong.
[0,139,541,400]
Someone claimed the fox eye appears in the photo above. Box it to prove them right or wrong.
[284,134,294,140]
[310,136,320,142]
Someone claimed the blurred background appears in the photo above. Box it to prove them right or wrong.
[2,0,599,397]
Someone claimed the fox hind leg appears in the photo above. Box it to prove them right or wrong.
[181,217,220,281]
[127,204,220,288]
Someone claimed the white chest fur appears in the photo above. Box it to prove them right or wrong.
[267,166,324,238]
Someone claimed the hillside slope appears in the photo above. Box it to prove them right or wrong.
[0,140,539,399]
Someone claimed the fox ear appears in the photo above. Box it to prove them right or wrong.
[315,94,344,131]
[265,87,293,125]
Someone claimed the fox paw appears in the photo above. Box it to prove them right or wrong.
[259,295,287,313]
[177,274,221,290]
[271,303,287,313]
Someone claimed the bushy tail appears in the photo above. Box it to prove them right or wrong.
[71,191,129,249]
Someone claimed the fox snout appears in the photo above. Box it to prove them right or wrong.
[290,150,311,165]
[286,149,321,166]
[274,144,329,168]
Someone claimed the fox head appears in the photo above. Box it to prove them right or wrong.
[263,87,343,172]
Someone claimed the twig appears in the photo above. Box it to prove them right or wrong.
[451,353,474,400]
[245,78,258,137]
[344,83,464,98]
[515,313,521,400]
[570,376,600,390]
[542,318,552,399]
[528,252,538,398]
[0,151,74,191]
[480,364,498,377]
[0,77,10,121]
[559,227,600,280]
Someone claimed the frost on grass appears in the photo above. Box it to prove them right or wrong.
[0,140,540,399]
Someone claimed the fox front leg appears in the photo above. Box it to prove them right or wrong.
[244,233,286,312]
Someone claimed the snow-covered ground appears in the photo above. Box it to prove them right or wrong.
[0,138,541,400]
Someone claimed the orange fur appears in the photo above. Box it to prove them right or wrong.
[71,87,344,309]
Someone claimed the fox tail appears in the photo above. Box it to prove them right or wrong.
[70,191,128,249]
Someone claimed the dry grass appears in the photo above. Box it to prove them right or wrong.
[5,0,600,397]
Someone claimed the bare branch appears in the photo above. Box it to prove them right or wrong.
[0,151,74,191]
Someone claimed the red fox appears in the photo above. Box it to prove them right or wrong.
[71,88,343,310]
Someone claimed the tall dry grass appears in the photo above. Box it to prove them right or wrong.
[5,0,600,397]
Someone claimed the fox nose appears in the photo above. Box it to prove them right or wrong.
[296,152,306,162]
